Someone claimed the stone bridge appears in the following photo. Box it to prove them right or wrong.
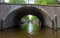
[0,3,60,29]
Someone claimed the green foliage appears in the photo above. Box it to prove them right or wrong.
[33,24,39,32]
[31,16,37,20]
[23,15,29,20]
[22,24,28,31]
[34,0,47,5]
[9,0,56,5]
[21,15,39,32]
[34,0,55,5]
[22,15,38,20]
[9,0,25,4]
[47,0,55,4]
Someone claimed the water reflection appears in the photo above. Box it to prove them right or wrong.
[20,15,39,35]
[21,20,39,35]
[28,21,33,35]
[1,27,59,38]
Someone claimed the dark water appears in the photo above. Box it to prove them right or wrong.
[1,28,60,38]
[0,21,60,38]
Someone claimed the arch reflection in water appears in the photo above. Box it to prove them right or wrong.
[28,21,33,34]
[21,15,40,34]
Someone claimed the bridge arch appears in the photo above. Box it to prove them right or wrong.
[3,6,52,29]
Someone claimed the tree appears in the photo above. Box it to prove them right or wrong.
[34,0,55,5]
[22,15,38,20]
[9,0,25,4]
[47,0,55,5]
[31,16,38,20]
[22,15,29,20]
[34,0,47,5]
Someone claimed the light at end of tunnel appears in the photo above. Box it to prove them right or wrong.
[28,15,32,20]
[4,0,9,3]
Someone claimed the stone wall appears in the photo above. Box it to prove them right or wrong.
[0,4,60,29]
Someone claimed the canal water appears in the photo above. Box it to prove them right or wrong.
[21,20,39,35]
[1,21,60,38]
[1,27,60,38]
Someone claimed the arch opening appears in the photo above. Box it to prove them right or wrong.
[20,15,41,34]
[4,6,51,29]
[13,7,45,29]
